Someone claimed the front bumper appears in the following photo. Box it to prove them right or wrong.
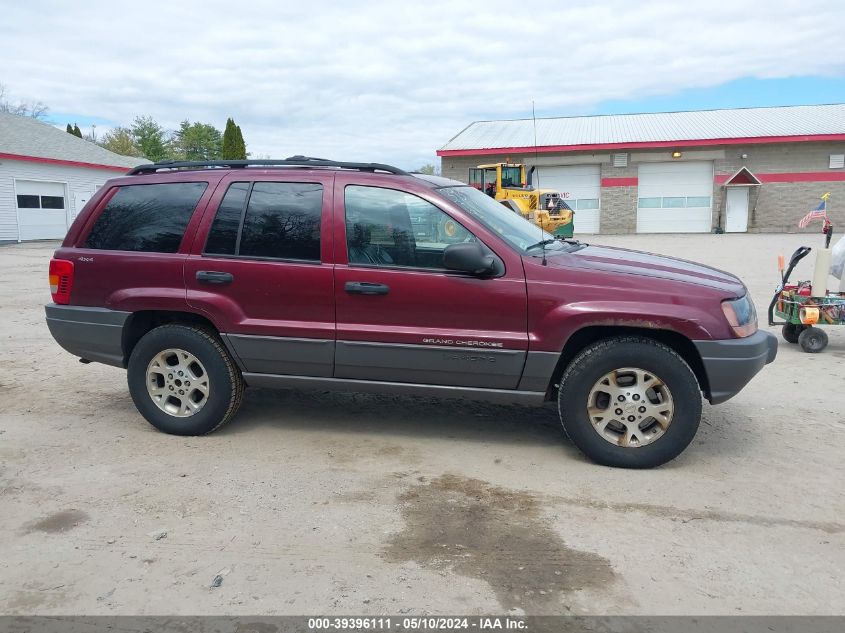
[45,304,130,368]
[693,330,777,404]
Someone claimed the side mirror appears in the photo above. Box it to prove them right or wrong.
[443,242,495,276]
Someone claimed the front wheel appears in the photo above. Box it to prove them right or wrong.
[127,324,244,435]
[558,337,702,468]
[782,323,806,344]
[798,326,828,353]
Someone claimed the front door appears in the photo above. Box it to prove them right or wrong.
[332,179,528,389]
[725,187,749,233]
[185,173,336,377]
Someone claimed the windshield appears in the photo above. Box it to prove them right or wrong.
[500,166,522,188]
[436,186,569,254]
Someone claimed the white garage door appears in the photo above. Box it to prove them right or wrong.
[16,180,68,240]
[637,162,713,233]
[533,164,601,234]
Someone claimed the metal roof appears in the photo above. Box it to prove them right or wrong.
[439,104,845,153]
[0,112,147,169]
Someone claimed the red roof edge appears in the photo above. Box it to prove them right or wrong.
[0,152,133,172]
[436,134,845,157]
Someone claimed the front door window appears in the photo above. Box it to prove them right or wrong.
[344,185,476,270]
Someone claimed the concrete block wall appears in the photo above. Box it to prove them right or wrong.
[712,142,845,232]
[599,160,638,233]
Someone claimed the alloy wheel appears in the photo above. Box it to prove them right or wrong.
[586,367,674,447]
[146,348,210,418]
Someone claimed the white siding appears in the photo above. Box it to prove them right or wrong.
[0,159,123,241]
[533,164,601,234]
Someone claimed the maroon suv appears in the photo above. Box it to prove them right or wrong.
[45,157,776,468]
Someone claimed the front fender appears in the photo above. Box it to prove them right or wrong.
[530,300,728,352]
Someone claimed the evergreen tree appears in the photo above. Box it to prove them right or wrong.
[221,118,239,159]
[130,116,169,162]
[72,123,82,138]
[235,124,247,159]
[170,119,223,160]
[66,123,73,134]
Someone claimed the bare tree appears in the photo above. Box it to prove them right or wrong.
[0,83,49,119]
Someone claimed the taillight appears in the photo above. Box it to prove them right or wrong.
[49,259,74,304]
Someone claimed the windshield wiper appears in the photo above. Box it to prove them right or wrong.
[525,238,587,255]
[525,239,558,252]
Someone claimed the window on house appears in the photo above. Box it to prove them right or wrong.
[686,196,711,207]
[638,196,711,209]
[662,197,687,208]
[40,196,65,209]
[576,199,599,210]
[16,195,40,209]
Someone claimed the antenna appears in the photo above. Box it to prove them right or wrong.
[532,100,547,266]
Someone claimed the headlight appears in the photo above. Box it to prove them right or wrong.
[721,294,757,337]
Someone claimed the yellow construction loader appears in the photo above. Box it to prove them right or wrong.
[469,163,574,237]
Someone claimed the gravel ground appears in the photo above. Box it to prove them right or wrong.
[0,234,842,616]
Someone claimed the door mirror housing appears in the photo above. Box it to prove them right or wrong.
[443,242,496,276]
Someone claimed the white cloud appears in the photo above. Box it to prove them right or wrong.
[2,0,843,168]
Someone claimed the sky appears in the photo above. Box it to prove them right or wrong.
[2,0,844,169]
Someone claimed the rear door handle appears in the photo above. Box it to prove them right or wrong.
[345,281,389,295]
[196,271,234,285]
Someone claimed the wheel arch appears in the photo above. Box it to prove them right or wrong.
[121,310,221,367]
[548,325,710,399]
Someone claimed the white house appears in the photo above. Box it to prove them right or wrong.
[0,112,147,242]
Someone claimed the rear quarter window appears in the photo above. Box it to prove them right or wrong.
[85,182,208,252]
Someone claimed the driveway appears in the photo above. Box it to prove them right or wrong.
[0,234,842,615]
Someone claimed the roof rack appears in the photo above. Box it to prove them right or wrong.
[127,155,409,176]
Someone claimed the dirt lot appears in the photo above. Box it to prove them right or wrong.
[0,234,843,616]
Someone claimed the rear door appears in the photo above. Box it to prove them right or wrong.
[66,177,214,312]
[185,171,336,377]
[332,175,528,389]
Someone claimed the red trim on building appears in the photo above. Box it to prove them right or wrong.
[437,134,845,157]
[715,171,845,184]
[601,177,638,187]
[720,167,762,185]
[0,152,132,173]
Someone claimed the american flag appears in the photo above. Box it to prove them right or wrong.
[798,200,827,228]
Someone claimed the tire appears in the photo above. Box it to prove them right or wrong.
[782,323,806,344]
[557,336,702,469]
[127,324,244,435]
[798,326,828,353]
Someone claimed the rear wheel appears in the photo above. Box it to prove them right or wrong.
[782,323,806,344]
[798,326,828,353]
[127,324,244,435]
[558,337,702,468]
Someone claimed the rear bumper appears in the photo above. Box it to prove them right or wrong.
[45,304,130,368]
[694,330,778,404]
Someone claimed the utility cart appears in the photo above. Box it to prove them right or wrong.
[768,223,845,353]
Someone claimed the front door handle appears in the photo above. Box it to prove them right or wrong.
[345,281,389,295]
[196,270,234,285]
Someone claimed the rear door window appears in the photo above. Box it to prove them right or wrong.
[204,181,323,261]
[85,182,207,252]
[204,182,250,255]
